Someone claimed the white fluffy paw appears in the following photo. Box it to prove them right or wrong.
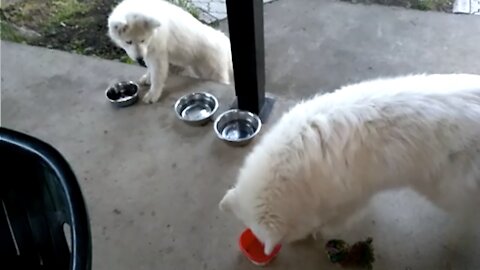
[138,73,150,86]
[142,89,162,104]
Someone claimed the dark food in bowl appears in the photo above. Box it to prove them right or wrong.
[106,82,138,101]
[325,237,375,269]
[105,81,139,107]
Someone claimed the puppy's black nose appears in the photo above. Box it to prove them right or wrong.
[136,58,146,67]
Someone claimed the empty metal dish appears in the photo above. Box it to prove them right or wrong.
[214,109,262,146]
[174,92,219,126]
[105,81,139,107]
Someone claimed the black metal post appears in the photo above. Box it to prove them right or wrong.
[225,0,274,122]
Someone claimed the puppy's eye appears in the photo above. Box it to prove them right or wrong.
[126,40,132,45]
[140,39,145,43]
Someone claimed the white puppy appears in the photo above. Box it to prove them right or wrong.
[219,74,480,255]
[108,0,233,103]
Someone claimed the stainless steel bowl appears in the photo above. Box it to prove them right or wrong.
[214,109,262,147]
[174,92,219,126]
[105,81,139,107]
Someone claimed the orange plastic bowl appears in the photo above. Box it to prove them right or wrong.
[238,228,282,266]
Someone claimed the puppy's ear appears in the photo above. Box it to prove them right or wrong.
[110,21,128,34]
[219,188,236,212]
[143,16,161,29]
[127,13,161,29]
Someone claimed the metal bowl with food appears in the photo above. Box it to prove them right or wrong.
[105,81,139,107]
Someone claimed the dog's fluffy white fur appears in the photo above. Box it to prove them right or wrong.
[219,74,480,255]
[108,0,233,103]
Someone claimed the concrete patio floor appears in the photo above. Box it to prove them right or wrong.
[218,0,480,99]
[2,0,480,269]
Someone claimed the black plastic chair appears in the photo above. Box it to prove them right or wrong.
[0,127,91,270]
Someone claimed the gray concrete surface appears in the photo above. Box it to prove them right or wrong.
[2,0,480,269]
[218,0,480,99]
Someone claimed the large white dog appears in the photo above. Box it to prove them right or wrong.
[219,74,480,255]
[108,0,233,103]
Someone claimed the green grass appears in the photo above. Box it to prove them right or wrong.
[1,0,90,31]
[0,21,26,42]
[49,0,89,24]
[120,55,136,64]
[411,0,450,10]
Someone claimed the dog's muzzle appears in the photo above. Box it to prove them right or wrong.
[136,58,147,67]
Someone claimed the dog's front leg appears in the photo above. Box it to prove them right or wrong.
[139,71,150,86]
[143,54,169,104]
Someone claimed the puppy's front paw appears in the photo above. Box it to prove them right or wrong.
[142,88,163,104]
[139,73,150,86]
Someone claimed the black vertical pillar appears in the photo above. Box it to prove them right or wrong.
[226,0,274,122]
